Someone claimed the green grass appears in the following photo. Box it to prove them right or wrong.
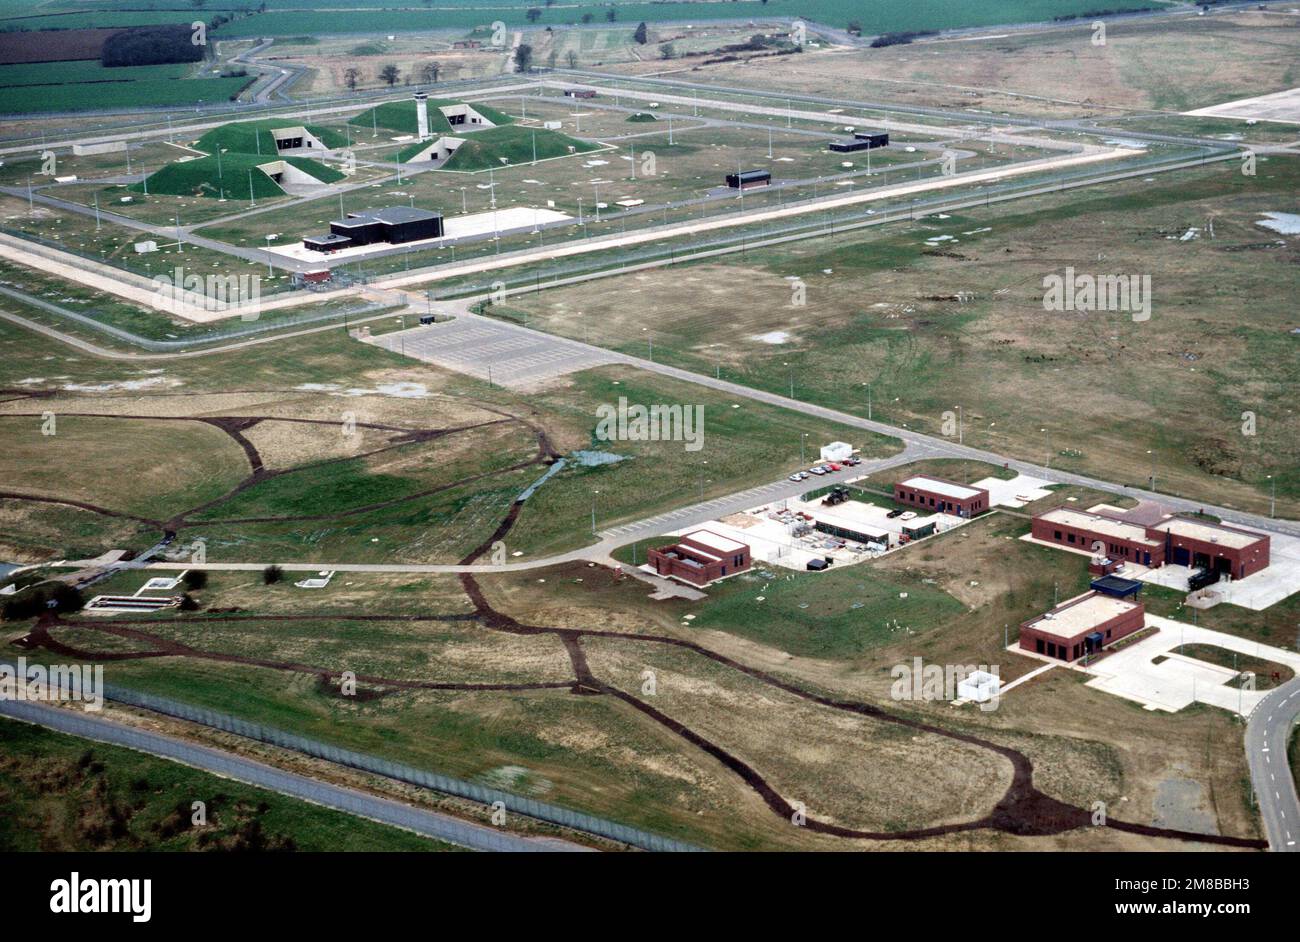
[0,77,253,114]
[438,125,601,170]
[614,538,965,659]
[193,118,349,156]
[134,152,344,199]
[0,718,455,851]
[627,112,658,123]
[0,59,194,86]
[350,98,514,137]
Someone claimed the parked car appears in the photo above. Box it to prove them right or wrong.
[827,463,842,471]
[788,473,803,482]
[900,511,917,520]
[886,509,904,518]
[809,466,827,475]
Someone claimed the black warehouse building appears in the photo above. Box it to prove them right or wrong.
[304,207,444,253]
[725,169,771,189]
[828,130,890,153]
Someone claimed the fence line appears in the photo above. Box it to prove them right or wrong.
[99,681,702,852]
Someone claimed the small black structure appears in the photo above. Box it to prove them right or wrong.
[726,169,771,190]
[853,130,889,147]
[1089,575,1144,599]
[304,206,444,253]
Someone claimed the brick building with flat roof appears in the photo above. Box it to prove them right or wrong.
[1020,590,1146,662]
[1031,507,1165,568]
[1031,507,1269,579]
[1148,517,1270,580]
[894,475,989,518]
[648,530,751,586]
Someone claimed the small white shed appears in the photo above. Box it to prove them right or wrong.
[819,441,853,463]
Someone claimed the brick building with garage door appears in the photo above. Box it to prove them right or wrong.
[648,530,751,586]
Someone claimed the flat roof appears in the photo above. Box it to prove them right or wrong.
[1038,507,1161,546]
[729,169,770,179]
[1150,517,1262,550]
[683,529,748,555]
[1026,592,1139,640]
[347,206,443,225]
[812,502,890,539]
[305,232,350,244]
[899,475,984,501]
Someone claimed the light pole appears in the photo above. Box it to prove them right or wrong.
[591,489,599,536]
[801,432,807,465]
[865,383,872,421]
[955,405,963,445]
[1268,474,1275,518]
[1041,427,1050,468]
[264,233,277,275]
[1147,449,1156,492]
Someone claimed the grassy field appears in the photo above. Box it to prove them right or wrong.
[421,125,602,170]
[0,75,254,115]
[667,7,1296,120]
[194,118,349,156]
[500,156,1300,518]
[0,718,453,851]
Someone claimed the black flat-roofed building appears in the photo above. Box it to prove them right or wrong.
[302,232,352,252]
[305,206,444,253]
[725,169,771,189]
[1089,575,1144,599]
[829,137,873,153]
[852,130,889,148]
[358,206,444,244]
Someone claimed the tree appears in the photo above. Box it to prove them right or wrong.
[525,7,541,22]
[546,49,558,69]
[846,20,863,36]
[343,66,360,90]
[263,564,283,585]
[514,43,533,73]
[581,12,593,23]
[659,42,675,60]
[421,61,441,83]
[605,8,616,22]
[566,49,577,68]
[379,64,401,86]
[178,593,199,611]
[633,21,648,44]
[182,569,208,590]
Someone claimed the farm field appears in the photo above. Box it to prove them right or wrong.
[0,719,455,851]
[674,8,1300,120]
[498,156,1300,519]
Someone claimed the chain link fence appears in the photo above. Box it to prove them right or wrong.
[101,681,702,852]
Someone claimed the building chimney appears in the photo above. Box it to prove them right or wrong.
[414,92,429,141]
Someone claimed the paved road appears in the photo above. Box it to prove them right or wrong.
[0,699,584,852]
[1245,677,1300,852]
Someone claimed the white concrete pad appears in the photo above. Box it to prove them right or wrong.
[972,473,1054,509]
[1079,615,1300,717]
[1185,87,1300,125]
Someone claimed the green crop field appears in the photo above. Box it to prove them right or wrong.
[0,75,253,114]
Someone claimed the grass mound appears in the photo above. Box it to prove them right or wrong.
[626,111,658,122]
[193,119,348,156]
[438,125,599,171]
[349,98,513,136]
[132,152,343,199]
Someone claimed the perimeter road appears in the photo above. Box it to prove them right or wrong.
[0,699,586,852]
[1245,677,1300,852]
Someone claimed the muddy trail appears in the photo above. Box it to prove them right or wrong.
[3,399,1267,848]
[0,405,558,538]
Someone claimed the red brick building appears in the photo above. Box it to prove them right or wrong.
[1031,508,1269,579]
[1147,517,1270,580]
[1020,591,1146,662]
[648,530,751,586]
[894,475,989,518]
[1031,507,1165,568]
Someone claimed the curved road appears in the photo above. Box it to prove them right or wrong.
[0,699,584,852]
[1245,677,1300,852]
